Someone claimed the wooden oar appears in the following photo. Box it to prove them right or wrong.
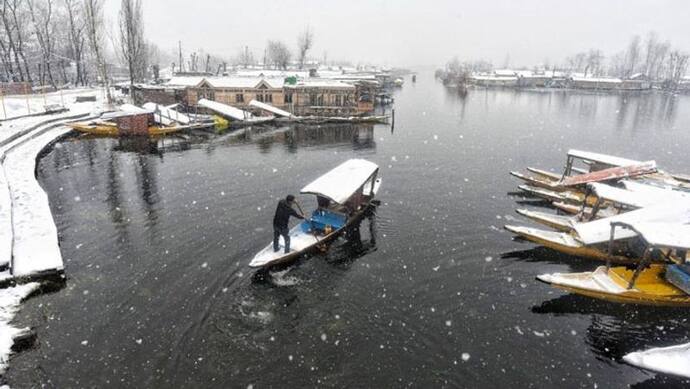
[294,200,327,252]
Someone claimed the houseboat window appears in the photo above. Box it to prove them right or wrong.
[335,95,342,106]
[236,93,244,103]
[257,94,263,102]
[266,94,273,103]
[285,93,293,103]
[310,93,317,105]
[317,94,324,106]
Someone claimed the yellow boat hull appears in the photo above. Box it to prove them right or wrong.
[540,265,690,306]
[68,122,182,136]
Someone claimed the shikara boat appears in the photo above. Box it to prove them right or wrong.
[506,201,690,263]
[623,342,690,378]
[537,264,690,306]
[249,159,382,268]
[536,221,690,306]
[68,121,184,136]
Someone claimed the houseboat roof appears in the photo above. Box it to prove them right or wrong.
[301,159,379,204]
[166,76,284,89]
[567,149,642,167]
[285,80,356,89]
[571,77,623,83]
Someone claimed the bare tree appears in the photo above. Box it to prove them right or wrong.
[297,26,313,69]
[236,46,254,68]
[665,50,689,88]
[584,49,604,77]
[118,0,145,97]
[65,0,87,85]
[267,40,291,70]
[84,0,111,102]
[2,0,32,83]
[27,0,57,88]
[624,35,641,78]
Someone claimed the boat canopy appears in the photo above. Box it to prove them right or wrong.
[617,222,690,250]
[301,159,379,204]
[567,149,642,168]
[198,98,253,121]
[573,201,690,245]
[248,99,293,118]
[587,183,659,208]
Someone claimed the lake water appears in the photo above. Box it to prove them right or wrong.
[6,73,690,387]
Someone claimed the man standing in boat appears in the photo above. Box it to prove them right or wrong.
[273,195,305,253]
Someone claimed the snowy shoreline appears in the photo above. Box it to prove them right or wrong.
[0,89,103,382]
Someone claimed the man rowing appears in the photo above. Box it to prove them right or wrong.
[273,194,305,253]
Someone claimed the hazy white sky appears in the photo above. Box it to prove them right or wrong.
[104,0,689,68]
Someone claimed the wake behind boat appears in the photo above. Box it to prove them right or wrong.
[249,159,381,268]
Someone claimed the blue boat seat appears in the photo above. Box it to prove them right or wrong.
[300,209,347,233]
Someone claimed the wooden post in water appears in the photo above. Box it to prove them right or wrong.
[391,108,395,132]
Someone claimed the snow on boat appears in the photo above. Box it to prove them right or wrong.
[504,225,633,262]
[623,342,690,378]
[537,221,690,306]
[536,264,690,306]
[198,98,275,124]
[249,159,381,268]
[515,209,574,231]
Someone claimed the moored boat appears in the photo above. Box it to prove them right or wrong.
[249,159,382,268]
[536,264,690,306]
[623,342,690,378]
[536,221,690,306]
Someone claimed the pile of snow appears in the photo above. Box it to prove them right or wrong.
[0,282,39,374]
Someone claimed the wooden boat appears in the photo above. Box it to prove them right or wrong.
[505,201,690,263]
[249,159,382,268]
[504,225,634,263]
[68,121,184,136]
[536,221,690,306]
[515,209,574,232]
[537,264,690,306]
[623,342,690,378]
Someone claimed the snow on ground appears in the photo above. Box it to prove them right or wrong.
[5,125,75,277]
[0,282,39,375]
[0,88,102,120]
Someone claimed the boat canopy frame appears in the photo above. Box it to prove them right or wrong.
[561,149,643,179]
[607,221,690,289]
[300,159,379,206]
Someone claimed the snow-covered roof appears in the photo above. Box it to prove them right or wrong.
[248,100,292,118]
[286,80,355,89]
[567,149,642,167]
[571,77,623,83]
[198,98,253,121]
[235,69,309,79]
[167,76,283,89]
[301,159,379,204]
[573,202,690,245]
[620,222,690,249]
[587,183,657,208]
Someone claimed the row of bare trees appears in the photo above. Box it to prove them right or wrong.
[564,32,689,86]
[233,26,315,70]
[0,0,155,101]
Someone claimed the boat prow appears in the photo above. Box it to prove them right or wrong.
[537,265,690,306]
[623,342,690,378]
[515,208,574,231]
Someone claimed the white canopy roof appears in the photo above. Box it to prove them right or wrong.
[620,222,690,249]
[249,99,293,117]
[301,159,379,204]
[588,183,659,208]
[567,149,642,167]
[198,98,253,121]
[573,201,690,245]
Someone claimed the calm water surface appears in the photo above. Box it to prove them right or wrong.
[7,73,690,388]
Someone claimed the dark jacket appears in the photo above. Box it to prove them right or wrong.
[273,199,303,228]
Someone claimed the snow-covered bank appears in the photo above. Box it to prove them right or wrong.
[5,125,75,278]
[0,283,39,375]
